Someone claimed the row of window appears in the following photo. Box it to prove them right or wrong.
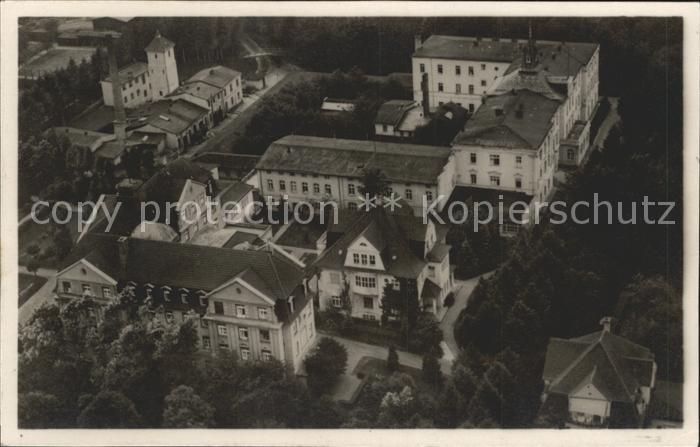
[355,275,376,289]
[437,82,486,94]
[213,300,270,320]
[215,324,271,343]
[468,153,523,168]
[467,172,522,189]
[61,281,113,298]
[352,253,376,266]
[420,63,496,75]
[121,73,147,90]
[268,179,331,195]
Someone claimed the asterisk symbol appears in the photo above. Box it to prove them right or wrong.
[358,193,377,211]
[383,193,403,211]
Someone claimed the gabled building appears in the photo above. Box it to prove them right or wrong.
[314,207,454,320]
[541,317,657,428]
[374,100,427,139]
[170,66,243,125]
[54,234,316,373]
[129,98,210,149]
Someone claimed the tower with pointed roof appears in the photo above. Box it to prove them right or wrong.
[146,30,179,99]
[522,22,539,71]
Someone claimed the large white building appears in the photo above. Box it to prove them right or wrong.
[170,65,243,125]
[101,31,179,108]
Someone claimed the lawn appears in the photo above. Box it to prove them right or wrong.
[18,204,80,269]
[20,46,97,79]
[19,273,48,307]
[352,356,437,397]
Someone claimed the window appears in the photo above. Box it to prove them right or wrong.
[302,182,309,193]
[214,301,224,314]
[471,173,477,184]
[490,154,500,166]
[165,311,174,323]
[217,324,227,336]
[267,179,274,191]
[218,341,229,350]
[279,180,286,191]
[290,181,297,192]
[405,189,413,200]
[330,272,341,284]
[438,82,444,92]
[181,292,188,304]
[361,254,369,265]
[515,177,522,189]
[363,314,377,321]
[419,63,425,73]
[355,276,376,288]
[259,329,271,343]
[468,66,474,75]
[426,191,433,202]
[455,65,461,75]
[428,265,436,277]
[313,183,320,194]
[481,80,487,87]
[363,297,374,309]
[236,304,246,318]
[470,153,477,164]
[516,155,523,167]
[382,124,388,132]
[238,327,249,341]
[469,103,475,113]
[353,253,360,264]
[437,64,443,74]
[123,96,128,104]
[348,202,358,211]
[258,307,268,320]
[240,348,250,360]
[332,296,342,307]
[62,281,72,293]
[455,83,461,94]
[490,175,501,186]
[481,63,486,70]
[130,92,134,100]
[81,284,92,295]
[202,336,211,349]
[468,84,474,94]
[261,350,272,361]
[324,184,332,195]
[567,148,575,161]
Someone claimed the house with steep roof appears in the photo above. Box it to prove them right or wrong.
[170,65,243,125]
[540,317,657,427]
[256,135,457,216]
[53,233,316,373]
[314,206,455,320]
[374,100,428,139]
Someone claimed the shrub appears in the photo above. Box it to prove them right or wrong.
[304,337,348,396]
[443,293,455,308]
[387,345,399,373]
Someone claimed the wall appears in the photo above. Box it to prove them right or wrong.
[147,47,179,99]
[101,71,151,109]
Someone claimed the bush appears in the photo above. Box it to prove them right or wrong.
[304,337,348,396]
[443,293,455,308]
[387,345,399,373]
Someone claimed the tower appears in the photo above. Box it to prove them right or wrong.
[145,30,179,99]
[522,22,539,70]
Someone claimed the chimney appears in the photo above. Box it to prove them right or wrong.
[117,236,129,270]
[421,72,430,116]
[106,35,127,142]
[599,316,613,333]
[414,34,423,50]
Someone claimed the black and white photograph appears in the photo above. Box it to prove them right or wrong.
[1,2,698,446]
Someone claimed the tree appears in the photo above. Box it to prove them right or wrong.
[77,391,140,428]
[421,350,443,389]
[358,168,389,202]
[18,392,62,428]
[386,345,399,373]
[304,337,348,396]
[26,256,40,277]
[52,224,74,260]
[162,385,214,428]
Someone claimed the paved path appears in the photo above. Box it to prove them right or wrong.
[592,97,620,149]
[439,272,494,359]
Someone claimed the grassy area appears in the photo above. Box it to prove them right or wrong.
[353,356,436,396]
[20,46,97,78]
[19,273,48,307]
[18,205,80,269]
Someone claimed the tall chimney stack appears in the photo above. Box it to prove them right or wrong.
[414,34,423,50]
[106,35,127,142]
[421,72,430,116]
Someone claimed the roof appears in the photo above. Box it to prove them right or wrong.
[257,135,452,185]
[138,158,213,205]
[192,152,260,178]
[414,35,597,69]
[128,130,166,146]
[218,181,254,204]
[145,31,174,53]
[504,40,598,78]
[375,100,419,126]
[173,81,221,101]
[60,233,306,311]
[104,62,148,83]
[222,231,261,249]
[187,65,241,89]
[131,99,208,135]
[94,139,130,160]
[130,221,178,241]
[50,127,113,151]
[452,89,560,150]
[543,330,655,404]
[314,207,429,278]
[489,67,565,101]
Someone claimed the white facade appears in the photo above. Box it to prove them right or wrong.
[374,105,427,139]
[147,45,179,99]
[100,63,152,109]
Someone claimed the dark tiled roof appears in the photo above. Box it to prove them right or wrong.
[130,99,209,135]
[427,243,450,262]
[51,127,112,150]
[490,68,564,101]
[218,181,253,204]
[192,152,260,179]
[145,31,174,53]
[222,231,260,249]
[543,330,655,403]
[173,81,220,101]
[452,89,560,149]
[257,135,452,185]
[188,65,241,89]
[420,278,442,300]
[504,41,598,78]
[315,207,427,278]
[374,100,419,126]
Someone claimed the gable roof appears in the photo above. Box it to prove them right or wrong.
[452,89,560,149]
[187,65,241,89]
[145,31,174,53]
[130,99,209,135]
[489,67,565,101]
[543,330,655,404]
[375,100,420,126]
[104,61,148,83]
[315,207,428,278]
[173,80,221,101]
[257,135,452,185]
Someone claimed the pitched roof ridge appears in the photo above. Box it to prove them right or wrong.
[599,332,635,399]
